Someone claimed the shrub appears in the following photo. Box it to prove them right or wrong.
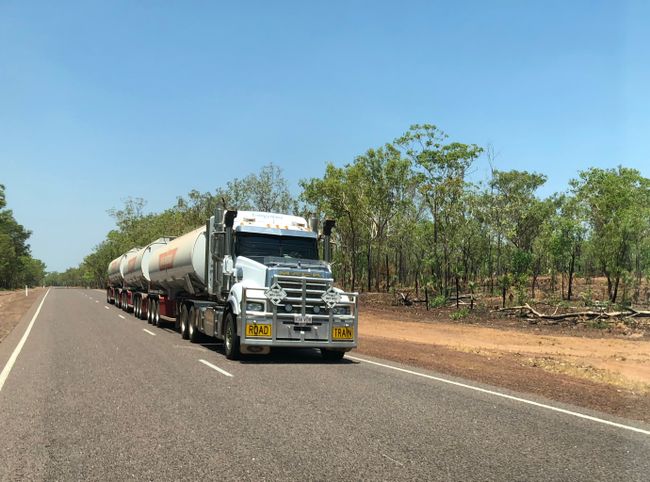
[450,307,470,320]
[429,295,447,309]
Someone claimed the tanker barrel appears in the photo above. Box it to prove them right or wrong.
[323,219,336,262]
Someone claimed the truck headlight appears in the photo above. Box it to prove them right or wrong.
[331,305,350,316]
[246,301,265,312]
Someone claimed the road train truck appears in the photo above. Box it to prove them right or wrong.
[107,208,358,360]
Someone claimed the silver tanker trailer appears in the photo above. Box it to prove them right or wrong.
[108,208,358,360]
[106,247,140,309]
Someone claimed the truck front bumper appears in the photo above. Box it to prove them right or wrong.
[240,313,357,350]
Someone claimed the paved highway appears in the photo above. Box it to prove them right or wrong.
[1,288,648,480]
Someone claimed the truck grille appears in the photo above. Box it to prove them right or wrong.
[273,275,333,317]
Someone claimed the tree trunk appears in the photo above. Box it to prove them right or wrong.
[567,250,576,301]
[349,215,357,292]
[385,253,390,292]
[367,241,372,293]
[612,275,620,303]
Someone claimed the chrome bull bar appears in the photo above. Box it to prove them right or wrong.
[241,275,358,347]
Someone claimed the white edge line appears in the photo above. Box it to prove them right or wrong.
[118,315,125,319]
[0,289,50,393]
[347,355,650,436]
[104,306,109,310]
[142,329,156,336]
[199,359,233,377]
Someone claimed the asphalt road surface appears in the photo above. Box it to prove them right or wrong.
[1,288,649,481]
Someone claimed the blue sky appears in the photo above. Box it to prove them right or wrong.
[1,0,648,271]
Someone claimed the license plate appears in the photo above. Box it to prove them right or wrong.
[294,314,313,325]
[332,326,353,340]
[246,323,272,338]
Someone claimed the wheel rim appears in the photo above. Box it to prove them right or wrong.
[225,321,232,353]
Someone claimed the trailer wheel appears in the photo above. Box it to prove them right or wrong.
[154,300,162,327]
[320,349,345,361]
[188,306,199,343]
[180,304,189,340]
[106,289,110,304]
[224,312,240,360]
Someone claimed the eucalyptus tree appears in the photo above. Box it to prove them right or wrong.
[571,167,650,302]
[394,124,483,295]
[301,163,367,291]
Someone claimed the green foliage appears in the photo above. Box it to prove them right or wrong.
[571,167,650,302]
[587,319,609,330]
[450,307,470,320]
[429,294,447,308]
[0,184,46,288]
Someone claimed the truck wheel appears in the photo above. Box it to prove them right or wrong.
[134,297,139,318]
[154,300,162,327]
[224,312,240,360]
[321,349,345,361]
[180,304,189,340]
[188,306,199,343]
[146,299,152,324]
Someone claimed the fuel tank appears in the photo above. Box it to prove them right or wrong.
[148,226,207,292]
[123,237,173,290]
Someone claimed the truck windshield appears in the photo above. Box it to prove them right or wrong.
[235,233,318,261]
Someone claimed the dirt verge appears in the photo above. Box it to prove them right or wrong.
[356,308,650,423]
[0,288,45,344]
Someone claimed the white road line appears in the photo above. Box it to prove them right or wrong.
[118,315,125,319]
[143,329,156,336]
[0,289,50,393]
[95,300,99,303]
[347,355,650,436]
[198,359,233,377]
[104,306,109,310]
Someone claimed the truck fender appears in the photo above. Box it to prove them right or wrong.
[225,293,241,336]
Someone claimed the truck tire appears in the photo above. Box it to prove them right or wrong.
[154,300,162,327]
[134,297,139,318]
[224,312,240,360]
[146,299,152,324]
[180,304,189,340]
[321,349,345,361]
[188,306,199,343]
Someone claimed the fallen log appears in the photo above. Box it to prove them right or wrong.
[494,303,650,322]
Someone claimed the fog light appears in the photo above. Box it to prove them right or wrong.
[332,306,350,316]
[246,301,265,312]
